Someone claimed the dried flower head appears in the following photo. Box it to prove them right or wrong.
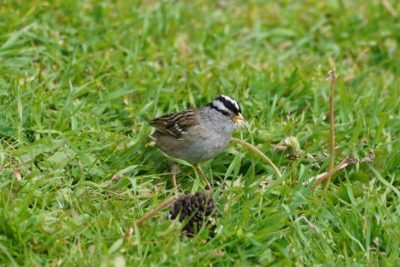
[327,68,338,81]
[168,192,217,236]
[274,136,303,159]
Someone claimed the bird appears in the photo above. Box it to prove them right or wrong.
[149,95,246,191]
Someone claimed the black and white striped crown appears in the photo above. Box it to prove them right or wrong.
[208,95,242,116]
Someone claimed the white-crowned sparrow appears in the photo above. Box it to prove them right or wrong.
[149,95,245,190]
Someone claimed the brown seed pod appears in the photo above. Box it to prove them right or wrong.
[168,192,217,236]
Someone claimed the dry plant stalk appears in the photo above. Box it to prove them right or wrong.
[231,137,282,178]
[125,195,178,237]
[323,69,338,189]
[307,151,375,190]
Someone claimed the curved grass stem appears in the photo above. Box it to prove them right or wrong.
[231,137,282,178]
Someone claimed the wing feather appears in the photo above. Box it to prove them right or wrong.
[149,109,198,138]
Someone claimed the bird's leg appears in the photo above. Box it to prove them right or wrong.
[171,164,180,193]
[196,164,212,191]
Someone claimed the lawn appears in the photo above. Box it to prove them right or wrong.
[1,0,399,266]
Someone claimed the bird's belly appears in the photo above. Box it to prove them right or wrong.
[183,134,231,163]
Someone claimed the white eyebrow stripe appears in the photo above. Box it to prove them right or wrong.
[221,95,239,111]
[212,99,231,113]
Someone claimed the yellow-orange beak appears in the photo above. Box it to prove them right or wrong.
[232,113,245,123]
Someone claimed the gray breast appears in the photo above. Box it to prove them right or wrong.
[182,107,235,163]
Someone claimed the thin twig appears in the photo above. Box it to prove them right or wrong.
[312,158,353,190]
[125,195,178,237]
[324,69,338,189]
[307,150,375,190]
[231,137,282,178]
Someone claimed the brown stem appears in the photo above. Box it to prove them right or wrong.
[125,195,178,237]
[312,158,350,191]
[308,152,374,191]
[305,152,374,191]
[231,137,282,178]
[323,69,338,189]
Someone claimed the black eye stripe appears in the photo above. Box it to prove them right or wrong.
[208,103,230,116]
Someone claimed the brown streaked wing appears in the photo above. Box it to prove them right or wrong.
[149,109,198,137]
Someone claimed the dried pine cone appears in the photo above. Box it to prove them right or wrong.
[168,192,217,236]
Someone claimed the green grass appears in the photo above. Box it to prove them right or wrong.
[1,0,399,265]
